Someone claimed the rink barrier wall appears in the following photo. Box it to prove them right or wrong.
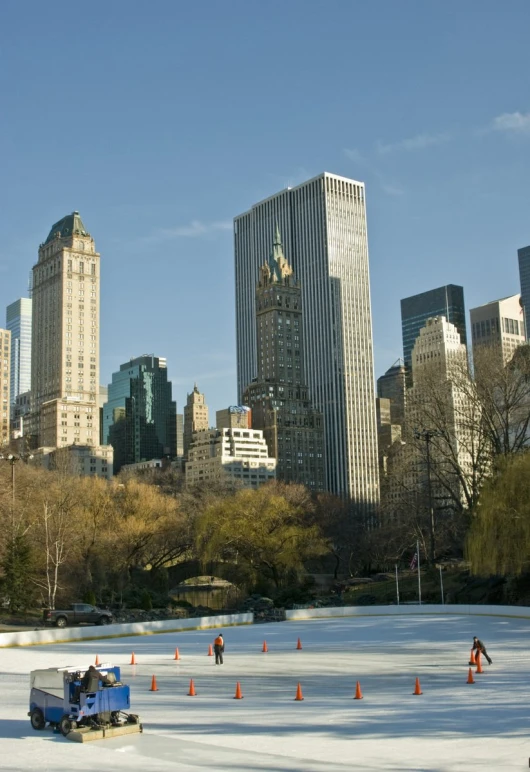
[285,604,530,621]
[0,612,253,648]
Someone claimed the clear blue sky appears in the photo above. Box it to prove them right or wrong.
[1,1,529,417]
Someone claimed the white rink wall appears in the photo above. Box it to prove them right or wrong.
[286,604,530,621]
[0,612,253,648]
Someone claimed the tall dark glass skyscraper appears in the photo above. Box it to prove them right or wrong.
[400,284,467,369]
[518,246,530,339]
[103,355,176,473]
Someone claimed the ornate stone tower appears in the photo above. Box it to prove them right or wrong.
[31,212,101,448]
[243,227,325,491]
[183,384,209,460]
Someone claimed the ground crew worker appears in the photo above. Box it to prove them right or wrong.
[214,633,224,665]
[472,636,492,665]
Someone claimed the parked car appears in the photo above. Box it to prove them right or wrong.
[43,604,113,628]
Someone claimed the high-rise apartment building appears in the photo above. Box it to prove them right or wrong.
[408,316,474,512]
[5,298,32,423]
[518,246,530,339]
[401,285,467,370]
[0,329,11,446]
[470,295,525,364]
[183,385,209,459]
[103,355,177,474]
[235,173,379,508]
[243,228,325,492]
[31,212,103,450]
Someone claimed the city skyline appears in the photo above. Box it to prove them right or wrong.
[1,2,529,418]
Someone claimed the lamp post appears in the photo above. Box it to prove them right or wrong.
[413,430,441,564]
[0,452,35,517]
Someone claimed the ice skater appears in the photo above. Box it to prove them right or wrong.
[472,636,492,665]
[214,633,224,665]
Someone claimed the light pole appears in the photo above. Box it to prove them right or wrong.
[0,452,35,518]
[413,430,441,565]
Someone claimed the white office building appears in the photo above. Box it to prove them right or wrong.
[185,427,276,488]
[6,297,32,423]
[470,294,526,365]
[234,172,379,509]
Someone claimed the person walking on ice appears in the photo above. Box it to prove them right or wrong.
[214,633,224,665]
[472,636,492,664]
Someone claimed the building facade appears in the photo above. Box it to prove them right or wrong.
[176,413,184,458]
[183,385,209,459]
[235,172,379,508]
[242,227,325,492]
[518,246,530,339]
[185,427,276,488]
[0,329,11,446]
[216,405,251,430]
[377,359,406,427]
[30,212,105,453]
[5,298,32,424]
[103,355,177,474]
[470,294,525,365]
[407,316,475,513]
[31,443,113,479]
[401,285,467,370]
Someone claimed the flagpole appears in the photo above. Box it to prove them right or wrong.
[395,564,400,606]
[417,540,422,605]
[439,564,444,605]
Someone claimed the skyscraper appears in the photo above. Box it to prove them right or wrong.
[0,328,11,446]
[235,173,379,508]
[5,298,32,422]
[470,294,526,364]
[31,211,102,449]
[243,227,325,492]
[518,246,530,339]
[408,316,476,515]
[400,285,467,370]
[183,385,209,459]
[103,355,177,473]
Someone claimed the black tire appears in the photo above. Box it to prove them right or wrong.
[126,714,139,724]
[55,616,67,629]
[97,616,110,626]
[30,708,45,731]
[59,715,74,737]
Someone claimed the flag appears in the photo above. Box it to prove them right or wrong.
[410,552,418,571]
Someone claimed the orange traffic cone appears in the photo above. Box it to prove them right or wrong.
[188,678,196,696]
[413,677,423,695]
[95,654,100,666]
[296,637,302,650]
[469,648,476,666]
[130,652,137,665]
[354,681,363,700]
[262,641,268,653]
[149,675,158,692]
[476,653,484,674]
[174,647,180,661]
[295,682,304,701]
[208,644,213,657]
[234,681,243,699]
[467,667,475,684]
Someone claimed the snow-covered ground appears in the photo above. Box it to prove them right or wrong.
[2,613,529,771]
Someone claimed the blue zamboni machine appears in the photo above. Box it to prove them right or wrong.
[28,663,142,742]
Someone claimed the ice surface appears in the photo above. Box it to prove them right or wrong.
[2,614,529,771]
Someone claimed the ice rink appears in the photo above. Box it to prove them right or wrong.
[2,613,530,771]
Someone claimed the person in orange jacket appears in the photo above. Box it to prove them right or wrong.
[214,633,224,665]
